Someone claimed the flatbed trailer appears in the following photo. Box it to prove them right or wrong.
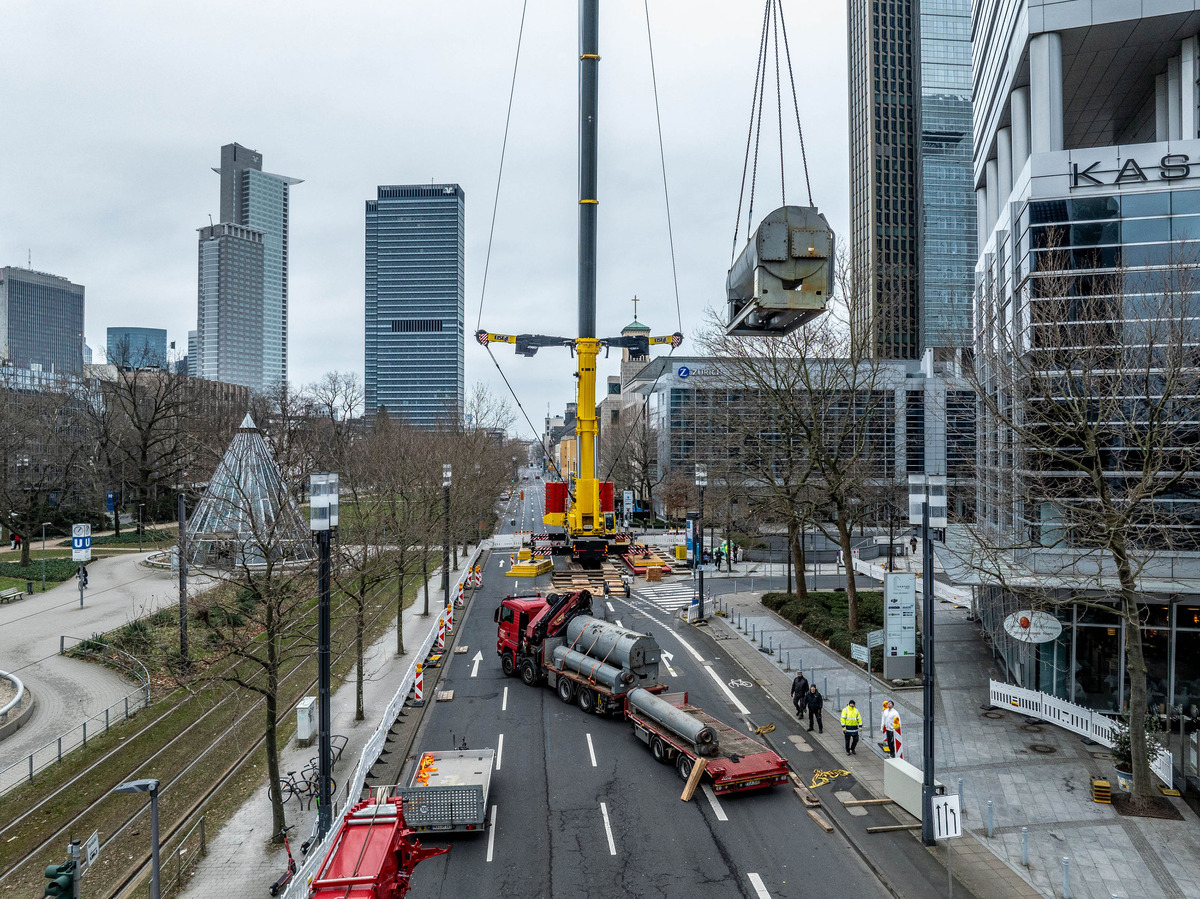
[627,692,790,795]
[392,748,494,833]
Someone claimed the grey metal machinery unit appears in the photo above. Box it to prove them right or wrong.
[726,205,835,336]
[552,646,636,693]
[565,617,660,679]
[628,688,719,756]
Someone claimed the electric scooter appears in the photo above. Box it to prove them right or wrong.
[268,825,297,896]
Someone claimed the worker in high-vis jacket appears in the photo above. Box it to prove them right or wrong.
[840,700,863,754]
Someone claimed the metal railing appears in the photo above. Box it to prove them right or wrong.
[155,814,208,899]
[0,638,151,796]
[989,680,1174,786]
[282,545,485,899]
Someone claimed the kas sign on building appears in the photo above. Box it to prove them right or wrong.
[1052,140,1200,192]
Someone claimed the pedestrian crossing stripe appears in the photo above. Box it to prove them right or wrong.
[633,581,697,612]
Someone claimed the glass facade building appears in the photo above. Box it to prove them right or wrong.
[0,267,85,373]
[196,224,265,390]
[848,0,975,358]
[106,326,168,369]
[364,184,465,427]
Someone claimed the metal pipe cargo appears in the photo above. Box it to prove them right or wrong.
[565,616,659,677]
[628,688,718,757]
[552,646,635,693]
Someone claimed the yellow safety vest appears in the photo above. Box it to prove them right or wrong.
[841,706,863,729]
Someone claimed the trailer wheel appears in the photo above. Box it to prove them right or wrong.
[651,736,669,763]
[501,652,516,677]
[520,658,538,686]
[577,688,596,714]
[676,754,694,781]
[557,677,575,703]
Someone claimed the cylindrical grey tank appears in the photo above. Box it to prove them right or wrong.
[628,688,719,757]
[552,646,635,693]
[565,617,660,677]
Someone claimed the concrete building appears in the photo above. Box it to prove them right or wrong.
[195,143,299,391]
[848,0,976,356]
[107,327,167,369]
[969,0,1200,727]
[364,184,465,427]
[0,267,84,374]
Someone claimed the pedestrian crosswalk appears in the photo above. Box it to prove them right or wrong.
[632,579,697,614]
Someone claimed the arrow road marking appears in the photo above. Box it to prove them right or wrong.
[661,651,678,677]
[599,802,617,855]
[471,650,483,678]
[586,733,597,767]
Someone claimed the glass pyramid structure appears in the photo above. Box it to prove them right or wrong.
[184,413,314,568]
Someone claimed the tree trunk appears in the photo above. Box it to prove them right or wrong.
[265,610,285,841]
[791,516,808,601]
[396,554,406,656]
[356,574,366,721]
[1113,537,1155,806]
[785,520,793,594]
[422,545,430,616]
[20,536,30,567]
[837,506,859,631]
[113,489,122,536]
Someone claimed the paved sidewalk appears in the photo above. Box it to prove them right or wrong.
[707,572,1200,899]
[181,554,477,899]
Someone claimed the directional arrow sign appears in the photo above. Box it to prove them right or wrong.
[661,651,677,677]
[471,650,483,678]
[931,794,962,840]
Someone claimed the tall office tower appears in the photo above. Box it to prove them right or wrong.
[0,267,85,373]
[364,185,465,427]
[201,143,300,390]
[107,326,168,369]
[196,223,265,389]
[848,0,975,357]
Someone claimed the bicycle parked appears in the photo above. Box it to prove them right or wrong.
[278,763,336,809]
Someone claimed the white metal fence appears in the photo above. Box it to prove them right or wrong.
[282,544,484,899]
[989,679,1174,786]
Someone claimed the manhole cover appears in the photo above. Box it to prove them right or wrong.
[982,711,1003,720]
[1029,743,1057,754]
[1020,723,1045,733]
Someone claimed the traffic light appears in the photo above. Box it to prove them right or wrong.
[43,861,75,897]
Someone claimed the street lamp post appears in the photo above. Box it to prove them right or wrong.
[113,779,160,899]
[40,522,51,592]
[695,464,707,621]
[138,503,145,552]
[442,464,452,610]
[310,472,339,839]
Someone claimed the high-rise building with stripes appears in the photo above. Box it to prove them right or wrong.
[364,184,465,427]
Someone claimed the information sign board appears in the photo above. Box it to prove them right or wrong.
[931,794,962,840]
[867,628,885,648]
[72,523,92,562]
[851,643,870,664]
[883,572,917,679]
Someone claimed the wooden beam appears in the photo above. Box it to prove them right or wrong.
[680,757,708,801]
[806,809,834,832]
[842,798,895,807]
[866,824,922,834]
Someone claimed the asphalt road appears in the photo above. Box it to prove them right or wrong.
[402,471,891,898]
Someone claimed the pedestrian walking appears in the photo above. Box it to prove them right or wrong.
[910,536,918,554]
[790,672,810,717]
[881,700,900,756]
[840,699,862,754]
[80,565,89,589]
[804,684,824,733]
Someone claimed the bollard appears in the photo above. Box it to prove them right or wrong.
[1062,858,1070,899]
[958,778,963,804]
[824,676,828,696]
[752,623,756,641]
[987,800,994,838]
[836,687,841,710]
[1021,827,1028,866]
[786,651,791,670]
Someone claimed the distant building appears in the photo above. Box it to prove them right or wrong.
[364,184,465,427]
[84,344,93,365]
[195,143,300,391]
[0,267,85,373]
[107,327,168,369]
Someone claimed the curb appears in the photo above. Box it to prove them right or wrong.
[0,687,36,742]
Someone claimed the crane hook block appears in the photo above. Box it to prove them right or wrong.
[726,206,835,337]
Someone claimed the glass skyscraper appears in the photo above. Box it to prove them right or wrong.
[195,143,299,391]
[106,326,168,369]
[364,184,465,427]
[848,0,975,357]
[197,223,265,389]
[0,267,85,373]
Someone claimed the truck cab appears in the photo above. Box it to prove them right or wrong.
[494,594,547,677]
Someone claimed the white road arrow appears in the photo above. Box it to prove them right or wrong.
[661,651,678,677]
[471,650,484,678]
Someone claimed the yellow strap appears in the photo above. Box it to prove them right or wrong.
[579,199,598,205]
[810,768,853,790]
[580,54,601,60]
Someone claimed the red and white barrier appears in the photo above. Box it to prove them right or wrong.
[437,614,446,651]
[413,662,424,705]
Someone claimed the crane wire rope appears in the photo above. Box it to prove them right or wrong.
[475,0,529,332]
[732,2,773,264]
[777,2,814,206]
[772,1,785,205]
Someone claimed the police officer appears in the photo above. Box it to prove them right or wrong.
[790,672,810,718]
[840,699,863,754]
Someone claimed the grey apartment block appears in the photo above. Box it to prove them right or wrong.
[364,184,465,427]
[196,223,265,390]
[0,267,85,374]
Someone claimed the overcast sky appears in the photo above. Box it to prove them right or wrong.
[2,0,848,440]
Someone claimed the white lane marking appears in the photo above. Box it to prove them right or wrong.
[586,733,597,767]
[496,733,504,771]
[705,664,750,715]
[599,802,617,855]
[615,619,623,628]
[606,601,615,612]
[502,686,508,711]
[661,650,678,677]
[747,873,771,898]
[471,650,483,677]
[487,804,498,862]
[701,784,728,821]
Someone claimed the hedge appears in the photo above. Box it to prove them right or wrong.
[762,590,891,669]
[0,558,88,582]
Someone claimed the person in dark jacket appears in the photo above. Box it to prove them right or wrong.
[804,684,824,732]
[790,672,810,717]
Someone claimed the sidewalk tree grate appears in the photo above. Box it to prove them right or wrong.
[981,711,1003,720]
[1019,722,1045,733]
[1028,743,1057,754]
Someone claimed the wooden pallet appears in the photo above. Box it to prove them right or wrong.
[551,561,627,597]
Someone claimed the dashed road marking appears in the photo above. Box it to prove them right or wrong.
[705,664,750,714]
[701,784,728,821]
[586,733,597,767]
[599,802,617,855]
[496,733,504,771]
[487,805,498,862]
[502,686,508,711]
[747,873,771,898]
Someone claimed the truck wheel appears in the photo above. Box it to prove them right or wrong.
[557,677,575,703]
[676,754,694,781]
[651,736,669,763]
[520,658,538,686]
[501,653,515,677]
[577,689,596,714]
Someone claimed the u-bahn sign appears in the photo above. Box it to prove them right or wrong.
[72,523,92,562]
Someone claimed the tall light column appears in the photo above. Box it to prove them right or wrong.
[696,464,707,621]
[309,472,338,838]
[442,464,452,610]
